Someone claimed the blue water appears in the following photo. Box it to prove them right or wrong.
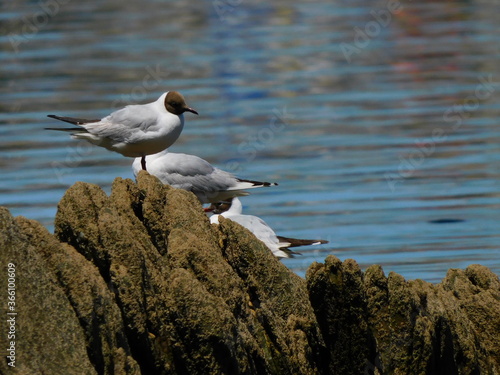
[1,0,499,283]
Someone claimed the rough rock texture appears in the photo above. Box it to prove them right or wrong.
[307,258,500,375]
[0,171,499,375]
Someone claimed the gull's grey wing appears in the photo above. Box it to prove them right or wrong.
[83,104,159,142]
[141,153,237,192]
[229,214,280,247]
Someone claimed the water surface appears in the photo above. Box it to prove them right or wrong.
[1,0,499,283]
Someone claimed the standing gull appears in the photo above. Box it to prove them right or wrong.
[207,197,328,258]
[46,91,198,170]
[132,150,278,203]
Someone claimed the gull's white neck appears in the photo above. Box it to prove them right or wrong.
[226,197,243,216]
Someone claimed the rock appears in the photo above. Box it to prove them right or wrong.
[1,171,499,374]
[307,257,500,374]
[0,208,100,375]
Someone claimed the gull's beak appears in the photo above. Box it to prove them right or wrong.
[185,107,198,115]
[204,204,215,213]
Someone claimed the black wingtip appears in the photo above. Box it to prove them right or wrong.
[278,248,302,258]
[277,236,329,248]
[45,127,84,132]
[46,114,79,124]
[46,115,101,125]
[238,178,279,187]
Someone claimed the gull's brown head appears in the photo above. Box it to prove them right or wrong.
[205,200,232,214]
[164,91,198,116]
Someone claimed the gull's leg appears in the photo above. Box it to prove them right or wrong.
[141,156,147,171]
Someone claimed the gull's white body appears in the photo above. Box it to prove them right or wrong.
[69,92,185,157]
[209,198,294,258]
[133,150,276,203]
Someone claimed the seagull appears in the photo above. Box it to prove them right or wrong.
[46,91,198,170]
[207,197,328,258]
[132,150,278,203]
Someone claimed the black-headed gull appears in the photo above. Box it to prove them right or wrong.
[132,150,277,203]
[46,91,198,170]
[207,197,328,258]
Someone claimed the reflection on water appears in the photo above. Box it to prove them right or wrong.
[1,0,499,283]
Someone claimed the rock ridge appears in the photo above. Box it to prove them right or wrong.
[0,171,498,374]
